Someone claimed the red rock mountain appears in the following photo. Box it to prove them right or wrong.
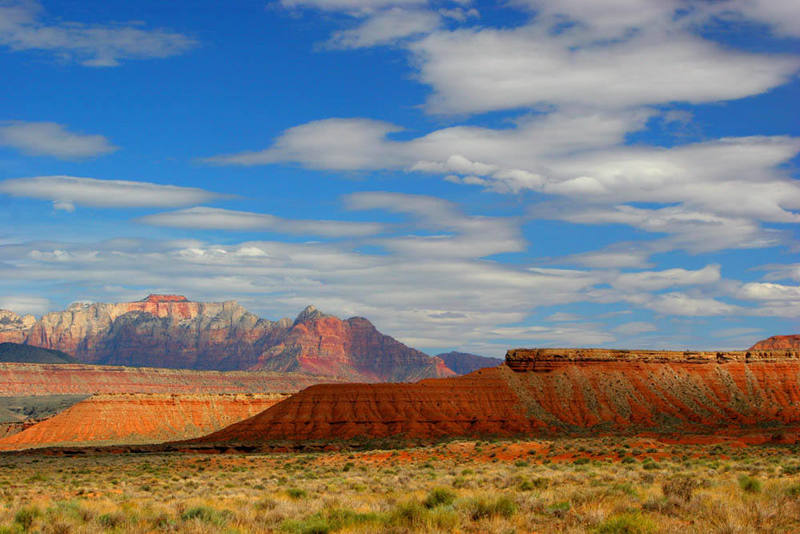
[195,347,800,444]
[1,295,454,381]
[750,335,800,350]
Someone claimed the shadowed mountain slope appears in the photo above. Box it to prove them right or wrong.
[436,351,502,375]
[0,343,76,364]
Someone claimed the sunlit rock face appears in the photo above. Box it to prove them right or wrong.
[3,295,454,381]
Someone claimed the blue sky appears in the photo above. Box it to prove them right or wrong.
[0,0,799,356]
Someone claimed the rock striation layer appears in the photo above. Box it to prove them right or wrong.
[3,295,453,381]
[0,393,286,450]
[750,335,800,350]
[194,347,800,444]
[0,363,345,396]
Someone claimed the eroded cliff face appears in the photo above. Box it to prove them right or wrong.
[750,335,800,350]
[0,393,286,450]
[254,312,455,381]
[3,296,452,381]
[0,311,36,344]
[195,348,800,444]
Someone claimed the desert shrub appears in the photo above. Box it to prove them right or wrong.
[594,512,656,534]
[14,506,40,531]
[573,457,590,465]
[662,474,697,502]
[424,487,456,509]
[452,476,468,488]
[786,483,800,497]
[621,456,636,464]
[466,495,517,520]
[642,459,660,470]
[97,512,125,528]
[782,464,800,475]
[738,475,762,493]
[342,462,354,472]
[281,517,331,534]
[546,501,571,518]
[180,506,230,525]
[389,500,426,528]
[515,460,529,467]
[287,487,308,499]
[46,522,71,534]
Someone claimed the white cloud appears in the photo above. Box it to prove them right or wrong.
[0,295,50,316]
[0,0,196,67]
[0,176,222,210]
[737,282,800,301]
[411,25,799,114]
[614,321,657,336]
[328,8,439,48]
[613,265,721,292]
[642,292,740,316]
[0,121,117,159]
[139,206,385,237]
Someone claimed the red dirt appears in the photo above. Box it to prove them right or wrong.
[0,393,286,450]
[0,362,345,396]
[194,348,800,444]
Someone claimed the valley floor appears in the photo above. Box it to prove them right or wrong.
[1,436,799,533]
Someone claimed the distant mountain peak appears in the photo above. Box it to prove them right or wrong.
[294,305,328,325]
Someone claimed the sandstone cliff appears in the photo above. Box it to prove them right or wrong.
[0,393,286,450]
[195,347,800,444]
[3,295,453,381]
[750,335,800,350]
[0,310,35,344]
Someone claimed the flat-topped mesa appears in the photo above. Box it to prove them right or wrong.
[505,348,800,372]
[142,294,189,304]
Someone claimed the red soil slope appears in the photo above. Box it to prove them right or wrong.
[750,335,800,350]
[196,348,800,443]
[0,363,345,396]
[0,393,286,450]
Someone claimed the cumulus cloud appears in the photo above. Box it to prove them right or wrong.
[612,265,721,292]
[0,121,117,159]
[0,176,222,211]
[139,206,385,237]
[0,0,196,66]
[641,292,740,316]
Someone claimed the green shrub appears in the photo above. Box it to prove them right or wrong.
[573,457,590,465]
[738,475,761,494]
[424,488,456,509]
[467,495,516,520]
[97,512,125,528]
[594,512,656,534]
[14,507,40,531]
[180,506,230,525]
[662,474,697,502]
[287,487,308,499]
[786,483,800,497]
[389,501,426,527]
[546,501,571,518]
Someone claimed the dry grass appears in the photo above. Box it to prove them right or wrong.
[0,436,799,533]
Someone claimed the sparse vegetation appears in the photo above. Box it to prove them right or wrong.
[0,436,797,533]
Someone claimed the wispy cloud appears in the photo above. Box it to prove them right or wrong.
[0,0,196,66]
[0,176,222,211]
[0,121,117,159]
[139,207,385,238]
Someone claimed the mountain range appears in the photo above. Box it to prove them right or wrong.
[0,294,460,382]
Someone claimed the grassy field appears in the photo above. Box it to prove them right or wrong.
[0,436,799,533]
